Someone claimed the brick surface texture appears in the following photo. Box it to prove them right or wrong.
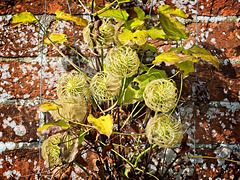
[0,0,240,179]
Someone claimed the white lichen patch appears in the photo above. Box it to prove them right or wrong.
[13,125,27,136]
[3,170,21,179]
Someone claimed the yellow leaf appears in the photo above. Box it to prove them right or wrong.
[44,33,68,44]
[12,12,37,27]
[87,114,113,137]
[132,30,148,46]
[38,102,62,112]
[55,10,88,26]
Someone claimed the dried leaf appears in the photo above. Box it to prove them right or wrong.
[179,133,190,156]
[102,143,113,159]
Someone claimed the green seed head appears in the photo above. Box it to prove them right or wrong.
[105,46,140,78]
[90,71,121,102]
[57,70,89,103]
[143,79,177,112]
[145,113,183,148]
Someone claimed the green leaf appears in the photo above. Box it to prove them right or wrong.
[175,60,196,76]
[55,10,88,26]
[122,68,167,104]
[147,27,167,39]
[153,51,197,65]
[37,120,70,132]
[130,18,145,30]
[44,33,68,44]
[78,130,85,146]
[189,46,219,69]
[99,9,129,21]
[145,42,157,52]
[158,5,189,40]
[12,12,37,27]
[134,7,145,20]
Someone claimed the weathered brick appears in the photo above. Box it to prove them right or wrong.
[185,21,240,60]
[0,61,66,103]
[193,148,240,179]
[0,105,39,142]
[181,107,240,145]
[0,19,39,57]
[0,149,53,179]
[0,148,99,179]
[0,0,89,15]
[146,0,240,16]
[163,63,240,102]
[46,20,90,57]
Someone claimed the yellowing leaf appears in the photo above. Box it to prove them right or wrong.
[38,102,62,112]
[12,12,37,27]
[55,10,88,26]
[99,9,129,21]
[44,33,68,44]
[132,30,148,45]
[158,5,189,40]
[189,46,219,69]
[118,29,148,46]
[158,5,188,18]
[153,51,197,65]
[147,27,167,39]
[118,28,134,45]
[130,18,145,30]
[87,114,113,137]
[37,120,70,132]
[134,7,145,20]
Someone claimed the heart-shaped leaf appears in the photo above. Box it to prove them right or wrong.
[12,12,37,27]
[87,114,113,137]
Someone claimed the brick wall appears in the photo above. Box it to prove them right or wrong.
[0,0,240,179]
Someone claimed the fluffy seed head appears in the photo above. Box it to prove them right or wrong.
[145,113,183,148]
[90,71,121,102]
[105,46,140,78]
[41,133,62,167]
[99,19,115,45]
[41,132,78,167]
[143,79,177,112]
[57,70,89,103]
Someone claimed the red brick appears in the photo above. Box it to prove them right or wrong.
[46,20,90,57]
[0,149,50,179]
[163,63,240,102]
[0,0,90,15]
[0,148,99,179]
[0,61,65,101]
[0,105,39,142]
[185,21,240,60]
[181,107,240,145]
[0,20,39,57]
[146,0,240,16]
[192,148,240,179]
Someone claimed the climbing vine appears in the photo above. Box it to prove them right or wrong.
[12,0,220,179]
